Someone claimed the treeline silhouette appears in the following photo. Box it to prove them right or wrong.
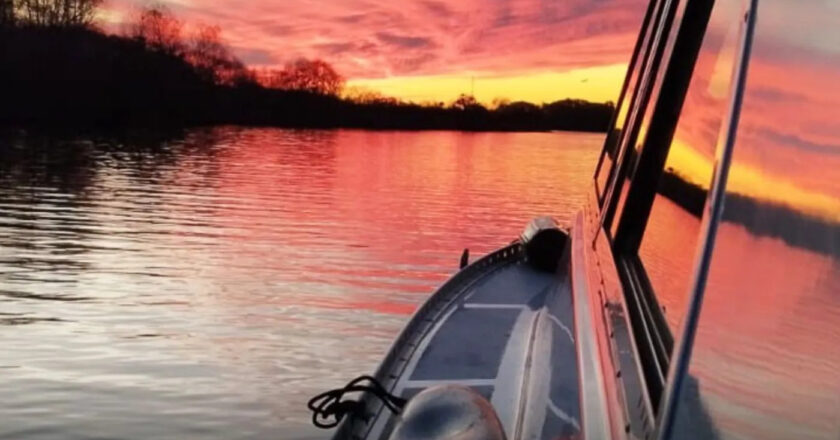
[0,2,615,132]
[657,168,839,257]
[600,143,839,257]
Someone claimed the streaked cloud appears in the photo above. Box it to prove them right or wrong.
[106,0,647,82]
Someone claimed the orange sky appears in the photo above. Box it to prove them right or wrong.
[100,0,648,104]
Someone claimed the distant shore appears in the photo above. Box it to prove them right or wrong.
[658,168,838,257]
[0,23,614,133]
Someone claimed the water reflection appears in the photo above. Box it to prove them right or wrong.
[0,128,601,439]
[671,0,840,438]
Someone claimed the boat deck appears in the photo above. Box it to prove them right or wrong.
[339,245,581,439]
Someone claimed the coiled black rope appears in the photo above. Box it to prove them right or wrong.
[307,375,407,429]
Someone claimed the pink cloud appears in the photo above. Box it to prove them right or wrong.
[107,0,647,79]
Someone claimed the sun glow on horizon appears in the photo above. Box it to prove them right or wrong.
[347,64,628,105]
[666,140,840,224]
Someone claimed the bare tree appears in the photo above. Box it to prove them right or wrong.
[186,23,249,85]
[61,0,100,26]
[343,86,398,105]
[0,0,15,27]
[490,97,510,109]
[126,4,184,55]
[16,0,102,27]
[452,94,481,110]
[269,59,344,95]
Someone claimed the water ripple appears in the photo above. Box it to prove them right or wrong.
[0,128,602,439]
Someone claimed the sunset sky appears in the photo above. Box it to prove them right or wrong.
[101,0,648,104]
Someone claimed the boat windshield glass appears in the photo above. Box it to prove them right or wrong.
[638,0,747,335]
[594,0,663,203]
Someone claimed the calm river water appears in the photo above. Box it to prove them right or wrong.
[0,128,602,440]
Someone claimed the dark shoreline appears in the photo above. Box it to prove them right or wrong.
[659,169,839,257]
[0,26,614,133]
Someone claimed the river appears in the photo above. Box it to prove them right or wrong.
[0,128,603,440]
